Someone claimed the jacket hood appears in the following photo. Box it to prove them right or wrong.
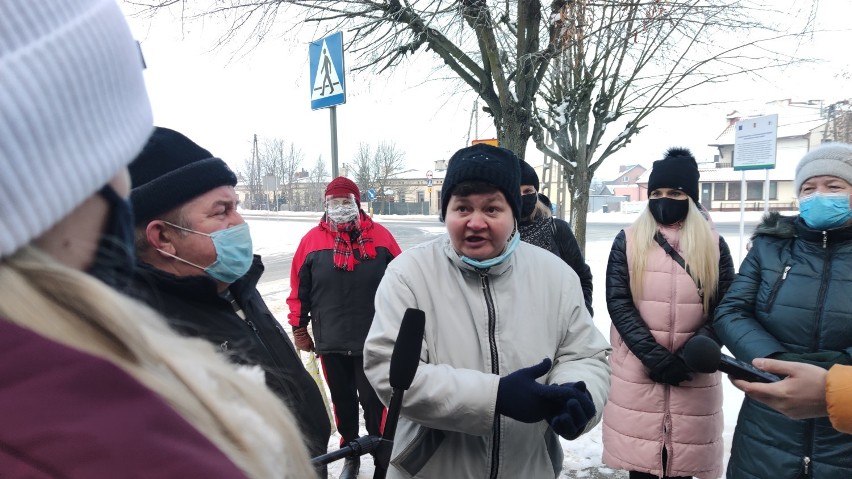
[752,212,797,239]
[753,212,852,245]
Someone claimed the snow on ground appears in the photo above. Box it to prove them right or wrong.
[244,209,789,478]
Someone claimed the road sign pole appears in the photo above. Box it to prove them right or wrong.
[330,105,339,178]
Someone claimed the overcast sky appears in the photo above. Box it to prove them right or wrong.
[122,1,852,181]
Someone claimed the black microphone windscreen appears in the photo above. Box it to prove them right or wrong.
[389,308,426,390]
[681,335,721,374]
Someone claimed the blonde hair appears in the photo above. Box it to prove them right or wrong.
[628,199,719,311]
[0,246,316,479]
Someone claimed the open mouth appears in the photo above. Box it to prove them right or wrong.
[464,235,487,247]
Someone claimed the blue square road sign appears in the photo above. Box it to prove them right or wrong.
[309,32,346,110]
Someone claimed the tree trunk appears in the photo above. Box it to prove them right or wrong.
[567,168,592,255]
[497,106,531,160]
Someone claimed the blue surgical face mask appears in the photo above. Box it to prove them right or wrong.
[799,192,852,230]
[461,230,521,269]
[158,222,254,283]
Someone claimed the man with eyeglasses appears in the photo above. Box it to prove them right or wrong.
[289,176,402,479]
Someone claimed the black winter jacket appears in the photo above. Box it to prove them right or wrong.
[130,256,331,460]
[519,217,594,315]
[714,213,852,478]
[606,229,734,371]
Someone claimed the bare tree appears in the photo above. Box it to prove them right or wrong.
[308,155,329,211]
[373,142,407,214]
[824,99,852,144]
[351,142,375,195]
[256,137,304,208]
[238,134,265,210]
[530,0,816,252]
[127,0,579,159]
[349,141,407,213]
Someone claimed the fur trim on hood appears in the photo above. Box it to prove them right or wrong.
[752,212,798,239]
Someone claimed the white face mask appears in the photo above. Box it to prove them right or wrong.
[327,204,359,225]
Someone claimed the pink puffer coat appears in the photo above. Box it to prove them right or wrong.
[602,225,724,479]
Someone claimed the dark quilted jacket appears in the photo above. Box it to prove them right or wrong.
[714,212,852,478]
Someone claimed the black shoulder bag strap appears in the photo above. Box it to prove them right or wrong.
[653,231,704,301]
[550,218,566,258]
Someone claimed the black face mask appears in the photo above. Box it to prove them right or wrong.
[521,193,538,218]
[87,184,136,290]
[649,197,689,225]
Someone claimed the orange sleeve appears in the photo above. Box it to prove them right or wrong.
[826,364,852,434]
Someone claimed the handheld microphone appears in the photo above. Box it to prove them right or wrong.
[310,435,382,467]
[681,335,781,383]
[373,308,426,479]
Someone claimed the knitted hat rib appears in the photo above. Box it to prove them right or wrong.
[129,127,237,224]
[647,147,700,203]
[0,0,153,257]
[440,144,522,220]
[325,176,361,208]
[795,143,852,193]
[520,161,540,192]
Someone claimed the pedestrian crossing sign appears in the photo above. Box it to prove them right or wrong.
[309,32,346,110]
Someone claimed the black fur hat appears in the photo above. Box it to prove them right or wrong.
[648,147,700,203]
[129,127,237,224]
[440,144,522,220]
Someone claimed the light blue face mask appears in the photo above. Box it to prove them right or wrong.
[461,230,521,269]
[158,222,254,283]
[799,192,852,230]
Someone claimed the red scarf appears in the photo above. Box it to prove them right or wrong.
[320,212,377,271]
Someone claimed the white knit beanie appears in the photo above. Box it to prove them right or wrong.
[0,0,153,258]
[795,143,852,194]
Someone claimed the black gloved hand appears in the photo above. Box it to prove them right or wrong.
[648,353,693,386]
[547,381,596,440]
[496,358,574,423]
[771,351,852,370]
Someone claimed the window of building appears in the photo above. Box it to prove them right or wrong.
[399,192,406,203]
[416,191,425,203]
[623,176,628,183]
[770,181,778,200]
[727,182,741,200]
[713,182,726,201]
[746,182,763,200]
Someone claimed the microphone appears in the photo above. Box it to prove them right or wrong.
[373,308,426,479]
[681,335,781,383]
[310,435,383,467]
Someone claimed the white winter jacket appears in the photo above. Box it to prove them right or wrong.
[364,235,611,479]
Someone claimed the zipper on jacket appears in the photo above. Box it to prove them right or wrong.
[764,265,791,312]
[799,245,834,477]
[822,231,827,249]
[812,247,834,353]
[480,272,502,479]
[245,319,288,384]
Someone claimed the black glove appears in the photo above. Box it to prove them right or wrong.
[496,358,575,423]
[648,353,693,386]
[771,351,852,370]
[547,381,596,440]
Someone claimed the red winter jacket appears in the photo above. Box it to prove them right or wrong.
[287,212,401,355]
[0,319,246,478]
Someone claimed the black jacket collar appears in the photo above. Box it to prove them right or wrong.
[134,255,264,302]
